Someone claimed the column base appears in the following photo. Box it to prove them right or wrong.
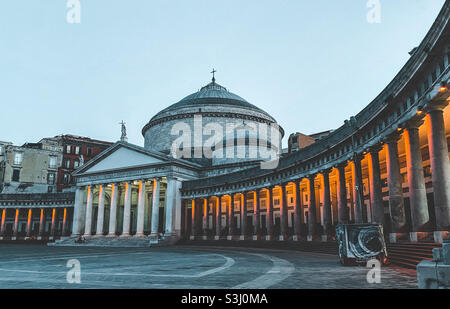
[0,236,3,240]
[24,237,32,240]
[202,235,208,240]
[120,233,131,238]
[134,233,146,238]
[48,236,54,241]
[149,234,159,244]
[37,236,43,240]
[265,235,273,241]
[292,235,301,241]
[434,231,450,244]
[106,233,117,237]
[239,235,247,241]
[214,235,221,240]
[252,235,262,241]
[321,235,332,242]
[389,233,408,243]
[307,235,314,242]
[409,232,432,242]
[11,237,17,240]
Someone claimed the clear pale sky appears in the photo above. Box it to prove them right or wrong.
[0,0,446,148]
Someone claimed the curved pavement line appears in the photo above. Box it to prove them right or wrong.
[0,253,235,279]
[231,252,295,289]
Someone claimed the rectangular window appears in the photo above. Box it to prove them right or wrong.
[48,156,57,169]
[47,173,55,185]
[75,146,80,155]
[13,152,23,165]
[12,169,20,182]
[66,145,71,154]
[73,160,79,169]
[65,159,71,169]
[86,147,93,157]
[0,146,3,156]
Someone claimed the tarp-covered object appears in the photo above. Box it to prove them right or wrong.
[336,224,387,265]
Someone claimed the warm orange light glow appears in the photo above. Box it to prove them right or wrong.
[417,110,423,115]
[440,86,448,92]
[397,128,402,132]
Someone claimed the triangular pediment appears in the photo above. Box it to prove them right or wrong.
[79,144,167,174]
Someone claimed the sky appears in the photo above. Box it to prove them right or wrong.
[0,0,446,148]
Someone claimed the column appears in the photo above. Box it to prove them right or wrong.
[308,176,317,240]
[280,185,288,240]
[322,170,332,237]
[190,199,197,238]
[121,182,132,237]
[426,104,450,231]
[294,181,302,239]
[215,196,222,238]
[228,195,235,238]
[26,209,32,238]
[136,180,147,236]
[0,209,6,237]
[352,156,364,223]
[210,197,216,235]
[95,184,106,236]
[386,134,407,234]
[61,208,68,237]
[164,178,176,237]
[150,179,160,237]
[38,208,46,238]
[108,183,119,236]
[202,198,208,237]
[405,120,429,232]
[71,186,85,236]
[241,193,248,239]
[266,188,274,240]
[50,208,57,237]
[337,164,349,223]
[368,146,384,225]
[83,185,94,236]
[253,190,261,239]
[12,209,19,238]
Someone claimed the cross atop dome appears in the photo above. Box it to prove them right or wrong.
[211,68,217,84]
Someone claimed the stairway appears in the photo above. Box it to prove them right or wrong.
[387,242,441,270]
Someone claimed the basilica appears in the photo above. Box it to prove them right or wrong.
[66,2,450,245]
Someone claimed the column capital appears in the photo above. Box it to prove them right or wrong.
[319,168,332,176]
[368,143,383,154]
[424,100,449,113]
[335,161,347,170]
[384,131,402,144]
[402,117,425,130]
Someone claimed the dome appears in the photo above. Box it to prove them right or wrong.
[142,78,284,165]
[145,79,277,126]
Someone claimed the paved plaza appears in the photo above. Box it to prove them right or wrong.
[0,245,417,289]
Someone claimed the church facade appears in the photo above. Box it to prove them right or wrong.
[68,2,450,245]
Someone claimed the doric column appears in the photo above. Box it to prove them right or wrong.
[229,195,236,237]
[190,199,197,237]
[13,209,19,238]
[61,208,68,237]
[266,188,274,239]
[38,208,46,238]
[368,145,384,225]
[386,134,407,233]
[95,184,106,236]
[241,193,248,238]
[210,197,216,235]
[426,103,450,230]
[121,182,132,237]
[253,190,261,238]
[164,178,176,237]
[336,163,349,223]
[215,196,222,238]
[136,180,147,236]
[26,209,33,238]
[202,198,208,237]
[71,186,85,236]
[294,181,302,239]
[108,184,119,236]
[50,208,57,237]
[150,179,160,237]
[280,185,289,240]
[352,156,364,223]
[83,185,94,236]
[322,169,332,236]
[0,209,6,237]
[308,176,317,239]
[404,120,429,232]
